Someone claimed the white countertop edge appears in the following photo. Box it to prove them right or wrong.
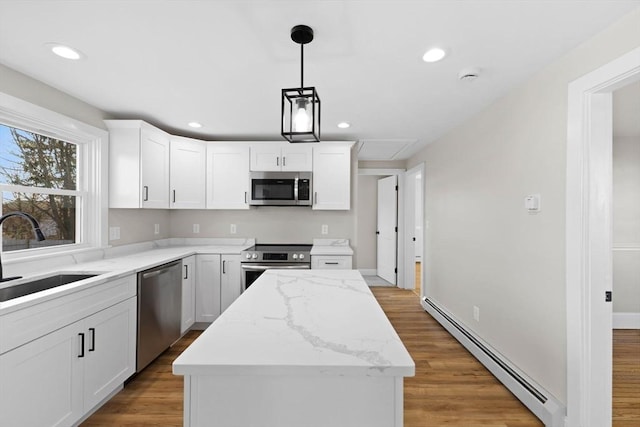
[172,364,415,377]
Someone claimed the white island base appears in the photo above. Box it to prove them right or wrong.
[173,270,414,427]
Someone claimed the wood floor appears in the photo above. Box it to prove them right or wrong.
[82,287,639,427]
[613,329,640,426]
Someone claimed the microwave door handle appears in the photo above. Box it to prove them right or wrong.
[294,177,299,202]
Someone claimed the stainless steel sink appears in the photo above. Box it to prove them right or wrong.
[0,274,98,302]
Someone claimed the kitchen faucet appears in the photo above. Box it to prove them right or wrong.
[0,211,46,282]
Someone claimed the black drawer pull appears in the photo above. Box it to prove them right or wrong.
[89,328,95,352]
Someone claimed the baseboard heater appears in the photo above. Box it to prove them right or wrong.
[421,297,565,427]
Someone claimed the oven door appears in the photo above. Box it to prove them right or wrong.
[241,263,311,292]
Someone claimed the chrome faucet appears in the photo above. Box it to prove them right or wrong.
[0,211,46,282]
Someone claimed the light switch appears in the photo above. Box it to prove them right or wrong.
[525,194,541,213]
[193,224,200,234]
[230,224,237,234]
[321,224,328,235]
[154,223,160,234]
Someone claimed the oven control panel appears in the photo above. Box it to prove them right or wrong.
[241,245,312,264]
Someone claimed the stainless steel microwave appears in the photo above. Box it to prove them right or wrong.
[249,171,312,206]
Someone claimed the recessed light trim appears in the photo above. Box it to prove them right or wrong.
[188,122,203,128]
[337,122,350,129]
[422,47,446,63]
[46,43,83,60]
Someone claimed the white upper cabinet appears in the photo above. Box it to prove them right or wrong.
[250,143,312,172]
[170,136,206,209]
[207,144,250,209]
[106,120,170,209]
[312,144,352,210]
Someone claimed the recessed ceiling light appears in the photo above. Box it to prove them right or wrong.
[422,47,446,63]
[188,122,203,128]
[337,122,350,129]
[46,43,83,60]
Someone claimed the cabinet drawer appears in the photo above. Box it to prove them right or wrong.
[311,256,353,270]
[0,275,136,354]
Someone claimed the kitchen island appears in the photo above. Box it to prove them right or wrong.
[172,269,415,427]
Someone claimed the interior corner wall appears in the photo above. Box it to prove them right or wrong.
[405,9,640,404]
[612,135,640,314]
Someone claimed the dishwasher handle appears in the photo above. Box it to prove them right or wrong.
[141,261,181,279]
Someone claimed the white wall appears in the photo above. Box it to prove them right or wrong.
[406,9,640,404]
[612,136,640,314]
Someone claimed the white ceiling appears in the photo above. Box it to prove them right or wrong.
[0,1,638,159]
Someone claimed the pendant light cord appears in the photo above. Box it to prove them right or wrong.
[300,43,304,90]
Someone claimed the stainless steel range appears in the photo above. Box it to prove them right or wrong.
[240,244,312,291]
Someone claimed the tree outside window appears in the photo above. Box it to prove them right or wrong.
[0,123,78,251]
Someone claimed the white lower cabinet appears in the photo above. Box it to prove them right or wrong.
[181,256,196,333]
[195,254,221,322]
[220,255,241,313]
[195,254,242,323]
[0,296,137,427]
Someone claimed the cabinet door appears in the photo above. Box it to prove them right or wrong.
[220,255,242,313]
[83,297,137,411]
[281,145,313,171]
[250,144,282,171]
[170,137,206,209]
[195,254,221,322]
[312,145,352,210]
[140,126,170,208]
[181,255,196,333]
[0,322,83,427]
[207,144,250,209]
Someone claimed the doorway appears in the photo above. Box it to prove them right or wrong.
[404,164,425,295]
[566,46,640,427]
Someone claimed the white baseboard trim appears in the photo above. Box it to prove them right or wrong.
[359,269,377,276]
[613,312,640,329]
[421,297,565,427]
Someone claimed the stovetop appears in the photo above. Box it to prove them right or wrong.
[241,244,312,263]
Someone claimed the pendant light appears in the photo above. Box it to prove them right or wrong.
[281,25,321,143]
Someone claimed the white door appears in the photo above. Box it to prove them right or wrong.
[140,127,170,208]
[83,297,137,411]
[377,175,397,285]
[170,137,206,209]
[196,254,221,322]
[220,255,242,313]
[207,144,250,209]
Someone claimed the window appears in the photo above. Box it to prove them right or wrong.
[0,92,108,259]
[1,124,80,251]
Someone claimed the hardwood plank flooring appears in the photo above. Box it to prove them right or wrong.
[613,329,640,426]
[82,288,638,426]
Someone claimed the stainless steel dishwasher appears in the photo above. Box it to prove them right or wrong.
[137,260,182,372]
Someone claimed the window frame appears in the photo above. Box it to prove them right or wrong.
[0,92,108,261]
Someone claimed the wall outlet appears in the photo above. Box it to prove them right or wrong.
[321,224,329,235]
[154,223,160,235]
[109,226,120,241]
[193,224,200,234]
[230,224,237,234]
[473,306,480,322]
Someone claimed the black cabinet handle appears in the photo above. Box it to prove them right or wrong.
[276,157,279,167]
[325,262,339,265]
[244,191,248,204]
[283,156,286,167]
[173,189,176,203]
[222,260,226,274]
[184,265,188,279]
[143,186,149,201]
[89,328,95,352]
[78,333,85,358]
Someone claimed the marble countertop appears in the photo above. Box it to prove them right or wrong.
[0,239,254,314]
[310,238,354,256]
[172,269,415,377]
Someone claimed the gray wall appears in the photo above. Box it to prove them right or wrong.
[406,9,640,404]
[612,135,640,314]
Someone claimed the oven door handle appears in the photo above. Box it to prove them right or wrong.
[241,264,311,270]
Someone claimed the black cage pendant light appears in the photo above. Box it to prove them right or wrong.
[281,25,321,143]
